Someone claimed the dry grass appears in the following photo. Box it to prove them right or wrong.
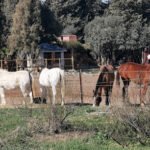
[33,131,93,143]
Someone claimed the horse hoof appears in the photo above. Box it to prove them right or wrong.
[61,102,64,106]
[141,103,145,107]
[92,104,96,107]
[105,106,110,112]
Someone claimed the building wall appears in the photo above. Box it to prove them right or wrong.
[58,35,77,42]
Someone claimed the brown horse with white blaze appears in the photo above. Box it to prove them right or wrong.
[93,65,115,109]
[116,62,150,106]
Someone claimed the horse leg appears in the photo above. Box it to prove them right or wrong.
[20,85,29,105]
[140,83,147,107]
[51,85,56,105]
[25,84,33,104]
[0,87,6,105]
[104,87,112,112]
[40,86,47,103]
[93,96,96,107]
[96,88,102,106]
[29,92,33,104]
[122,78,130,103]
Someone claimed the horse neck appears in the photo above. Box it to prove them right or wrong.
[93,67,107,96]
[106,65,114,72]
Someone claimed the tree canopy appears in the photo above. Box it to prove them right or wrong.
[7,0,42,58]
[84,0,150,64]
[0,0,149,63]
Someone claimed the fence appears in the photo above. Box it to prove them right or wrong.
[0,57,74,71]
[1,69,150,107]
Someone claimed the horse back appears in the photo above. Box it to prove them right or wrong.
[118,62,150,83]
[39,68,64,87]
[0,70,30,89]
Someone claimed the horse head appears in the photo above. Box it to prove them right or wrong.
[93,90,101,107]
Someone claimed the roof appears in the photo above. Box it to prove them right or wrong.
[39,43,67,52]
[60,35,77,37]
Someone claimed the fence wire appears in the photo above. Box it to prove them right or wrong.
[0,69,150,107]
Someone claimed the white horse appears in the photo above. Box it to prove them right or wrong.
[39,68,65,106]
[0,69,33,105]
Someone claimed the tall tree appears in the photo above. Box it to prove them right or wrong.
[0,0,19,48]
[84,16,126,64]
[0,1,3,49]
[7,0,42,58]
[46,0,104,41]
[40,4,63,43]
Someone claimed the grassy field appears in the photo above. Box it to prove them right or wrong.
[0,105,149,150]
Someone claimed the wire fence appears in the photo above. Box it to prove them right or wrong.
[0,57,74,71]
[1,69,150,107]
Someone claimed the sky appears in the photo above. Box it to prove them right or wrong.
[101,0,111,4]
[39,0,46,4]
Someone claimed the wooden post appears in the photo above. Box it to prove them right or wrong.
[59,58,61,68]
[71,49,74,70]
[16,59,18,71]
[60,52,64,69]
[45,59,48,68]
[79,69,83,104]
[0,60,3,68]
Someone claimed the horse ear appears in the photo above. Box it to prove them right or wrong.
[97,63,101,67]
[37,66,42,72]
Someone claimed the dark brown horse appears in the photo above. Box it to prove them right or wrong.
[116,62,150,106]
[93,65,115,108]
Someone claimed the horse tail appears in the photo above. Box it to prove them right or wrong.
[59,69,65,104]
[28,71,34,101]
[115,69,120,86]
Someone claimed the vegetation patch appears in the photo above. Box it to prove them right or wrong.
[0,105,149,150]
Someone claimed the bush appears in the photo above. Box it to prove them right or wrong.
[110,106,150,147]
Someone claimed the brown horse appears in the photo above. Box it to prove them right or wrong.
[93,65,115,108]
[116,62,150,106]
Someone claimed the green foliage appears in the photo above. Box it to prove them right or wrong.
[7,0,42,58]
[41,5,63,38]
[84,15,126,63]
[0,0,19,48]
[46,0,104,36]
[111,107,150,147]
[84,0,150,64]
[0,106,149,149]
[63,41,83,50]
[0,47,9,59]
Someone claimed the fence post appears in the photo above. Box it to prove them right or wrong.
[45,59,48,68]
[16,59,18,71]
[59,58,61,68]
[0,60,3,68]
[71,49,74,70]
[79,69,83,104]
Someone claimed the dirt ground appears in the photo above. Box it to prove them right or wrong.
[2,70,150,107]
